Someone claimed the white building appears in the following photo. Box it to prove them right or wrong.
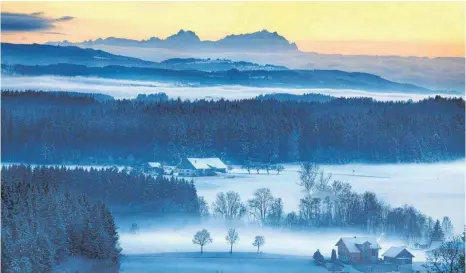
[177,158,228,177]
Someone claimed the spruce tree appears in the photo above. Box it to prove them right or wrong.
[431,219,445,242]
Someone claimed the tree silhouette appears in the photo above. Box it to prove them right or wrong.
[225,228,239,254]
[331,249,337,263]
[253,236,265,254]
[313,249,325,265]
[192,229,213,254]
[432,220,445,242]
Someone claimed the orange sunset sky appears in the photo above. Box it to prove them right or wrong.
[1,1,465,57]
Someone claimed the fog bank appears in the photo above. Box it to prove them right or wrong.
[2,75,461,101]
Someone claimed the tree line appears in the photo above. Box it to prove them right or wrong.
[198,163,456,246]
[191,228,264,254]
[1,166,121,273]
[2,91,464,165]
[1,165,201,218]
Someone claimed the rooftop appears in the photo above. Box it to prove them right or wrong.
[187,158,227,170]
[336,237,381,253]
[382,246,414,258]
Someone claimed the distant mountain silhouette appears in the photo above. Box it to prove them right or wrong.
[2,63,434,94]
[47,29,298,52]
[1,43,288,71]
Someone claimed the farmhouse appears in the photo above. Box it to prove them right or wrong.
[335,237,381,264]
[177,157,228,176]
[136,162,163,175]
[382,247,414,265]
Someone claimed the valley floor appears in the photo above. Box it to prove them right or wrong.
[120,253,337,273]
[120,253,426,273]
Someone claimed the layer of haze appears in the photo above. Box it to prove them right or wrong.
[2,76,461,102]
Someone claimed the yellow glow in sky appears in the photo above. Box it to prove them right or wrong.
[2,1,465,57]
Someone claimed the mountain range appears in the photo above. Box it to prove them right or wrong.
[44,30,465,93]
[47,29,298,52]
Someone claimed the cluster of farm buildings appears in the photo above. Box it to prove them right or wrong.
[141,157,229,177]
[331,236,422,273]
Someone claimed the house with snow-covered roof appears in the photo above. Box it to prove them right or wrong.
[178,158,228,176]
[335,236,381,264]
[382,246,414,265]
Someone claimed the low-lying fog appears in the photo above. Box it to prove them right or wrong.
[118,161,464,261]
[2,75,461,101]
[120,224,428,262]
[192,161,465,234]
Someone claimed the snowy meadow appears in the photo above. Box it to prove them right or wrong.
[117,160,464,262]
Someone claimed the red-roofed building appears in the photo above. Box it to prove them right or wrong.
[335,236,381,264]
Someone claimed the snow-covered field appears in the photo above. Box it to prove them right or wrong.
[2,75,461,101]
[119,253,337,273]
[118,160,464,264]
[192,161,465,234]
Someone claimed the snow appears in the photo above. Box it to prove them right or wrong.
[337,237,381,253]
[119,222,430,263]
[120,253,332,273]
[382,246,411,258]
[53,256,117,273]
[148,162,162,168]
[193,161,465,234]
[187,158,228,170]
[2,75,461,101]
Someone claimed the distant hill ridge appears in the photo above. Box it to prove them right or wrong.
[1,43,288,71]
[2,63,433,94]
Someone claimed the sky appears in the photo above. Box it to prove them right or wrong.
[1,1,465,57]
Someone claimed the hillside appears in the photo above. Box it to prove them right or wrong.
[2,63,433,93]
[1,43,155,67]
[1,43,288,71]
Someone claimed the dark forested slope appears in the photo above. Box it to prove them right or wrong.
[1,91,464,164]
[1,165,121,273]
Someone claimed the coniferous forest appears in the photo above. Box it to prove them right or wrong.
[1,91,464,165]
[1,165,121,273]
[1,165,200,273]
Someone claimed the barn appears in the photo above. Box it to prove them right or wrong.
[381,247,414,265]
[177,158,228,177]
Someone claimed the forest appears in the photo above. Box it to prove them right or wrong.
[1,91,464,165]
[1,165,200,217]
[1,165,200,272]
[1,165,121,273]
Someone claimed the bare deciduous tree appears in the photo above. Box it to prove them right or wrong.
[225,228,239,254]
[441,216,454,239]
[252,236,265,254]
[315,170,332,192]
[212,191,246,220]
[198,196,210,217]
[275,164,285,175]
[423,236,465,273]
[192,229,213,254]
[248,188,274,225]
[298,162,319,194]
